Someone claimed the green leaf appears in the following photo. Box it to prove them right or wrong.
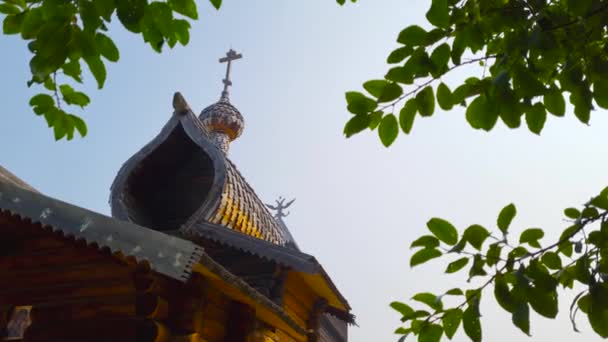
[345,91,377,115]
[69,115,88,137]
[3,13,24,34]
[173,19,190,45]
[594,79,608,109]
[567,0,592,16]
[399,99,417,134]
[397,25,427,46]
[582,206,599,218]
[509,246,529,258]
[379,83,403,103]
[466,95,498,131]
[368,111,382,130]
[578,294,590,314]
[416,86,435,117]
[446,288,463,296]
[59,84,91,108]
[486,243,502,266]
[390,301,414,316]
[544,89,565,117]
[427,218,458,245]
[394,327,410,335]
[95,0,116,21]
[418,324,443,342]
[412,292,442,311]
[410,248,442,267]
[541,252,562,270]
[379,114,399,147]
[528,286,558,318]
[525,103,546,135]
[512,303,530,336]
[116,0,146,32]
[519,228,544,248]
[463,305,481,342]
[462,224,489,250]
[404,49,432,78]
[96,33,120,62]
[62,59,82,83]
[436,83,452,111]
[209,0,222,10]
[410,235,439,249]
[497,203,516,235]
[387,46,413,64]
[442,309,462,340]
[588,284,608,337]
[591,192,608,210]
[5,0,26,8]
[363,80,388,98]
[564,208,580,219]
[468,254,487,279]
[386,66,414,84]
[430,43,450,70]
[571,87,592,124]
[344,114,369,138]
[29,94,54,114]
[494,274,515,313]
[0,4,20,14]
[425,0,449,29]
[84,55,107,89]
[445,257,469,273]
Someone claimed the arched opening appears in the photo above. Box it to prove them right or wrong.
[121,124,216,231]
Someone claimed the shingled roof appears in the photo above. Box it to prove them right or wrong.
[110,93,287,245]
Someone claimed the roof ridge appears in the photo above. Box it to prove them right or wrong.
[0,165,38,193]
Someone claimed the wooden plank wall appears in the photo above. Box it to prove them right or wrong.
[1,213,309,342]
[283,272,318,331]
[0,213,233,342]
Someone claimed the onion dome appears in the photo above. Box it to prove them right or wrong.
[199,49,244,154]
[199,96,244,154]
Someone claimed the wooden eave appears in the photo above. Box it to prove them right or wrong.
[0,178,203,281]
[185,221,354,322]
[193,253,308,341]
[0,175,310,339]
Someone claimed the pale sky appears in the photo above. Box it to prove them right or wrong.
[2,1,608,341]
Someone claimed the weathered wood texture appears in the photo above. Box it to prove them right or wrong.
[0,214,193,341]
[1,212,310,342]
[283,272,319,334]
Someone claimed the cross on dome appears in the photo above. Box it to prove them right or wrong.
[219,49,243,100]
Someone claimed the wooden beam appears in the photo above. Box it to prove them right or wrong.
[306,298,328,342]
[225,301,256,341]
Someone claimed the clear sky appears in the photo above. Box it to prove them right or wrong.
[2,1,608,341]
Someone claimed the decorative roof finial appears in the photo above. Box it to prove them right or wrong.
[219,49,243,101]
[266,197,296,219]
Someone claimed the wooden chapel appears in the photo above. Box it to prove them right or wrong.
[0,50,353,342]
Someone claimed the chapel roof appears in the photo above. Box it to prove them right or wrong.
[109,95,288,245]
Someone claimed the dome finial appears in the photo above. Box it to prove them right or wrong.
[219,49,243,101]
[199,49,245,155]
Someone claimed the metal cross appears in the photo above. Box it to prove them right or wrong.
[219,49,243,98]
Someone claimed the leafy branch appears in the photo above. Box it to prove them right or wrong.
[391,187,608,342]
[0,0,218,140]
[343,0,608,147]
